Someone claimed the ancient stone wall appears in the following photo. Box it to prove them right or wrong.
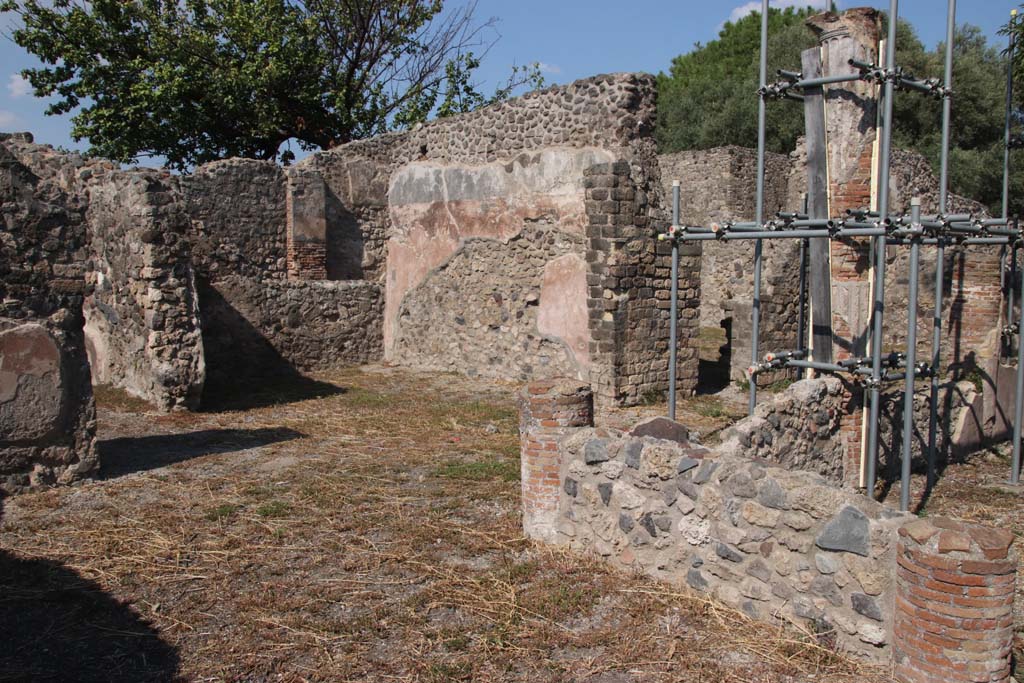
[519,379,907,662]
[181,159,383,394]
[302,73,689,407]
[182,159,289,281]
[657,147,797,329]
[520,377,1020,667]
[84,170,205,411]
[0,134,98,491]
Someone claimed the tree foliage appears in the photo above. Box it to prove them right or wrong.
[0,0,543,169]
[656,7,818,156]
[658,8,1018,216]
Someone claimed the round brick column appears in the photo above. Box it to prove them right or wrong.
[894,517,1016,683]
[518,378,593,542]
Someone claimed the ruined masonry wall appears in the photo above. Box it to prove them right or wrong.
[519,380,907,662]
[85,170,205,411]
[0,135,97,492]
[520,377,1020,668]
[303,73,686,406]
[181,159,383,392]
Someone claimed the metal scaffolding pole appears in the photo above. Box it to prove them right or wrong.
[900,199,923,511]
[797,193,810,379]
[1004,12,1016,222]
[669,182,680,421]
[926,0,956,491]
[865,0,899,500]
[749,0,769,415]
[1014,228,1024,483]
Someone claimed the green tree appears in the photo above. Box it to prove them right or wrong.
[656,6,819,155]
[1,0,542,170]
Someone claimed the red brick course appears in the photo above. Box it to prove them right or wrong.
[894,517,1016,683]
[518,379,593,540]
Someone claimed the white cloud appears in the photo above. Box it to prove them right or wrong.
[537,62,562,75]
[727,0,832,24]
[7,74,31,99]
[0,110,19,128]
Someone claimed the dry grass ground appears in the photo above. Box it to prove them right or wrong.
[0,365,893,683]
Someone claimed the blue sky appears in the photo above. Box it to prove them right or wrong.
[0,0,1016,164]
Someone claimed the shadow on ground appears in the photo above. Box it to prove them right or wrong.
[99,427,304,478]
[0,495,181,682]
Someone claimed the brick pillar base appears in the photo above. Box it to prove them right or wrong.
[895,517,1016,683]
[518,379,593,542]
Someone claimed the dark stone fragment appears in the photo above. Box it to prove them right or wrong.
[584,439,610,464]
[692,557,703,568]
[686,568,708,591]
[624,439,643,469]
[654,515,673,532]
[563,477,578,498]
[810,576,842,607]
[715,542,744,563]
[745,558,772,583]
[772,582,795,600]
[618,513,635,534]
[677,456,700,474]
[598,482,613,506]
[139,228,162,244]
[793,597,822,620]
[741,601,759,619]
[727,471,756,498]
[851,593,883,622]
[660,482,678,507]
[757,478,788,510]
[630,416,689,444]
[692,460,719,485]
[767,414,781,430]
[639,513,658,537]
[815,505,870,557]
[677,478,699,500]
[814,409,830,426]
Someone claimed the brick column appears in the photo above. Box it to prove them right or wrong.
[518,379,593,543]
[894,517,1016,683]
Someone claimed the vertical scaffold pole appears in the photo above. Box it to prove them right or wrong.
[866,0,899,499]
[926,0,956,491]
[749,0,769,415]
[901,199,923,512]
[797,193,809,379]
[669,181,680,421]
[1004,11,1016,222]
[1013,220,1024,484]
[1008,12,1024,485]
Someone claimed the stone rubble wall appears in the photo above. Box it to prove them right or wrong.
[519,380,907,662]
[657,147,797,329]
[181,159,383,393]
[84,169,205,411]
[0,134,98,492]
[520,377,1019,670]
[300,73,684,407]
[196,275,381,389]
[719,377,977,490]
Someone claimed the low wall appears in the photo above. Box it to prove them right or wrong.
[519,378,1018,670]
[198,276,382,391]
